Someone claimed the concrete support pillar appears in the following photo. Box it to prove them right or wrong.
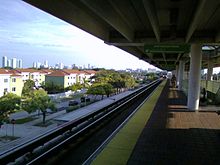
[187,44,202,110]
[178,60,185,90]
[207,60,213,81]
[175,65,179,79]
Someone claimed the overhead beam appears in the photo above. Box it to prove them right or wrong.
[151,58,177,62]
[108,0,133,30]
[175,53,182,64]
[185,0,207,43]
[142,0,160,42]
[81,0,134,42]
[105,42,145,47]
[162,53,168,67]
[108,36,216,45]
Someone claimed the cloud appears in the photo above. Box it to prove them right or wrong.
[0,0,159,70]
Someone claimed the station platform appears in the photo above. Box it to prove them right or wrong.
[92,80,220,164]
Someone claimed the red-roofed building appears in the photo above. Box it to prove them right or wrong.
[0,69,23,96]
[45,69,96,88]
[15,68,52,87]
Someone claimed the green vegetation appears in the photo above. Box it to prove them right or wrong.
[34,120,54,127]
[42,82,65,94]
[22,89,56,124]
[66,105,79,113]
[0,93,21,122]
[87,70,136,98]
[22,79,35,98]
[15,117,35,124]
[0,136,19,141]
[66,83,83,91]
[146,72,159,80]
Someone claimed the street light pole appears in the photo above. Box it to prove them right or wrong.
[11,119,15,137]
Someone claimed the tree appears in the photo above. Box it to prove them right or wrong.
[0,93,21,122]
[67,83,83,91]
[22,79,35,98]
[122,73,136,89]
[22,89,56,124]
[102,83,114,97]
[42,82,64,94]
[92,69,136,94]
[87,84,106,100]
[87,83,114,99]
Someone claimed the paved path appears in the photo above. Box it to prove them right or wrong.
[55,91,134,122]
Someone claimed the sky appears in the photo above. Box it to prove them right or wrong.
[0,0,159,70]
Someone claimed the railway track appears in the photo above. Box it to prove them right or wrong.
[0,79,162,165]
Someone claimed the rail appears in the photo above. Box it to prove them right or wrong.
[0,79,162,165]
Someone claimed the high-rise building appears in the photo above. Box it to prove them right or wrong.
[11,58,17,68]
[37,62,41,68]
[44,60,48,68]
[7,60,11,67]
[18,59,22,68]
[59,63,64,69]
[2,56,7,68]
[33,62,37,68]
[72,64,77,69]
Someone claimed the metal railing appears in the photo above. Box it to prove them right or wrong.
[182,79,220,94]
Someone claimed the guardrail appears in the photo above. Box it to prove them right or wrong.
[200,80,220,94]
[0,79,162,165]
[182,79,220,95]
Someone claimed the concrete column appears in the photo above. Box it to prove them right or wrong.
[175,65,179,78]
[187,44,202,110]
[178,60,185,90]
[207,60,213,81]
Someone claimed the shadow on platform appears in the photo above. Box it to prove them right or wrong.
[128,81,220,164]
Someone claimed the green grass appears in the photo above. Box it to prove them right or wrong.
[92,80,166,165]
[15,117,36,124]
[34,120,54,127]
[0,136,19,141]
[66,105,79,113]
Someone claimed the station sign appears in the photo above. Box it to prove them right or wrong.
[144,44,190,53]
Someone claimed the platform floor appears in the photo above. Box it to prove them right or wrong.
[92,80,220,164]
[127,81,220,164]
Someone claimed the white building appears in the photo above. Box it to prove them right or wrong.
[33,62,37,68]
[59,63,64,69]
[11,58,17,69]
[18,59,22,68]
[7,60,11,68]
[44,60,49,68]
[0,69,11,96]
[2,56,7,68]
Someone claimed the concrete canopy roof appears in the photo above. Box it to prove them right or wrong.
[24,0,220,70]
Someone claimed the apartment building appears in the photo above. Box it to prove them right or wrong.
[45,69,96,88]
[0,69,11,97]
[84,70,96,82]
[0,69,23,97]
[15,69,51,87]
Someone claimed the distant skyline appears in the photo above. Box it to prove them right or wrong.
[0,0,160,71]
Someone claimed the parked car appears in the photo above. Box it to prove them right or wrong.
[69,100,79,106]
[81,97,90,102]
